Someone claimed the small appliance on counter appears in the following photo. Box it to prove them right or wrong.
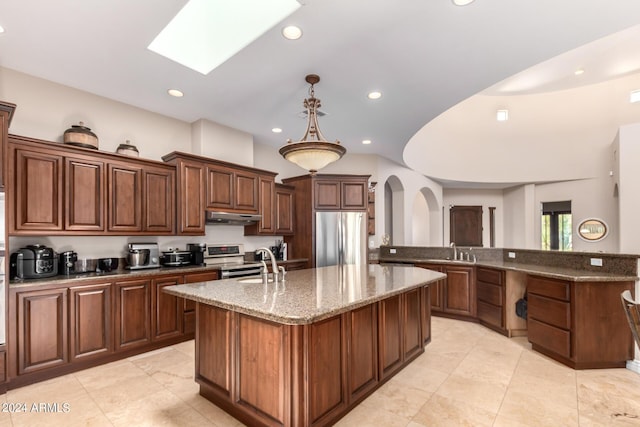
[59,251,78,275]
[126,243,160,270]
[160,250,192,267]
[204,244,263,279]
[186,243,206,266]
[10,244,59,279]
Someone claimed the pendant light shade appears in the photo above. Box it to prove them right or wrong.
[279,74,346,174]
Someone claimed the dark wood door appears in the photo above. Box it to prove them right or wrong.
[450,205,483,246]
[108,162,142,232]
[16,288,68,374]
[65,156,105,231]
[143,166,175,233]
[152,276,183,341]
[114,279,151,350]
[348,305,378,402]
[12,146,64,232]
[275,184,294,235]
[69,283,112,361]
[178,159,205,234]
[253,175,275,234]
[443,265,476,316]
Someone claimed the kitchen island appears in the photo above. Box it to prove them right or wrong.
[164,264,444,427]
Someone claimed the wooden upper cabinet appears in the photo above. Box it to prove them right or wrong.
[143,165,175,234]
[0,102,16,191]
[314,176,369,210]
[207,164,258,213]
[11,145,64,232]
[314,179,341,209]
[65,156,105,231]
[175,159,205,235]
[244,175,275,235]
[108,162,143,232]
[450,205,483,247]
[275,184,294,235]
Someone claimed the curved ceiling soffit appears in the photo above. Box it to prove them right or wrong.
[403,25,640,186]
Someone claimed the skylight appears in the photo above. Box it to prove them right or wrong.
[148,0,301,75]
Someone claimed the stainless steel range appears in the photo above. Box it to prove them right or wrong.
[203,244,263,278]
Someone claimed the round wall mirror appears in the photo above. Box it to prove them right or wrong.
[577,218,608,242]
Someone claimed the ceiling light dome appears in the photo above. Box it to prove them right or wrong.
[452,0,475,5]
[279,74,346,174]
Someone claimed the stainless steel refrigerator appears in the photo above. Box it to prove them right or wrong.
[315,211,367,267]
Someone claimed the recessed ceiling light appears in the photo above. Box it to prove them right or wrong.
[148,0,301,75]
[496,110,509,121]
[367,91,382,100]
[168,89,184,97]
[362,139,372,145]
[272,127,283,133]
[282,25,302,40]
[452,0,475,5]
[0,25,5,33]
[574,68,585,75]
[630,90,640,103]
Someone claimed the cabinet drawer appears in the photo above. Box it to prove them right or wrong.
[477,281,503,306]
[528,275,569,301]
[528,294,570,329]
[477,301,503,328]
[477,268,503,285]
[528,318,571,359]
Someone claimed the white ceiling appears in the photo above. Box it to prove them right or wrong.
[1,0,640,187]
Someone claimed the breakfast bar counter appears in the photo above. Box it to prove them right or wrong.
[164,264,444,427]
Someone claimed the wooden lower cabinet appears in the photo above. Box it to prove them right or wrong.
[114,279,151,350]
[15,288,68,375]
[527,275,633,369]
[183,271,219,334]
[476,267,506,334]
[152,276,183,341]
[417,263,474,318]
[195,286,428,427]
[69,283,112,361]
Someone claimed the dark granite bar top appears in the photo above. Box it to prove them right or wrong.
[164,264,445,325]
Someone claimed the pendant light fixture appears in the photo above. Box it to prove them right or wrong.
[279,74,346,175]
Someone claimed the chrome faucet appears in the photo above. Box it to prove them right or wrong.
[449,242,457,260]
[256,247,283,283]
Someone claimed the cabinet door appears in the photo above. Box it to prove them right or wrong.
[450,205,483,247]
[178,160,205,234]
[183,271,218,334]
[255,175,275,234]
[152,276,183,341]
[0,106,13,190]
[16,288,68,374]
[378,295,403,379]
[275,184,294,235]
[234,170,258,213]
[422,285,432,345]
[114,279,151,350]
[348,305,378,402]
[108,163,142,232]
[12,147,64,232]
[341,181,367,210]
[417,264,444,313]
[69,283,112,361]
[143,166,175,233]
[403,288,422,361]
[65,156,105,231]
[206,165,234,209]
[314,179,341,209]
[443,266,476,316]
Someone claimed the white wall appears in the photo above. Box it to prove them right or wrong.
[412,193,430,246]
[618,123,640,254]
[191,119,254,166]
[503,184,536,248]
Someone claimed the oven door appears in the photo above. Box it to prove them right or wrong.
[220,263,263,279]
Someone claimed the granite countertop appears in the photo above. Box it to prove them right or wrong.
[163,264,445,325]
[9,258,309,289]
[379,257,638,282]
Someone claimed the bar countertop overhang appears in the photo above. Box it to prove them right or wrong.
[163,264,445,325]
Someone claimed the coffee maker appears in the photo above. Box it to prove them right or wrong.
[187,243,206,266]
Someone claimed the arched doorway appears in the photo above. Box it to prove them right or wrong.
[384,175,404,245]
[412,187,442,246]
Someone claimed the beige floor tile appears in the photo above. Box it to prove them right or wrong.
[434,372,508,413]
[410,350,466,374]
[171,340,196,358]
[496,388,579,427]
[578,370,640,426]
[335,402,411,427]
[411,394,496,427]
[390,359,450,393]
[7,374,88,404]
[183,394,245,427]
[360,380,433,419]
[74,359,147,392]
[10,394,112,427]
[86,372,164,414]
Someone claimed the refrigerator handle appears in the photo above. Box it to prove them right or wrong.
[338,213,344,265]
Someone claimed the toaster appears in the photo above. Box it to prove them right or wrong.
[10,244,59,279]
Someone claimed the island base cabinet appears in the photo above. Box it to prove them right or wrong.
[194,287,430,427]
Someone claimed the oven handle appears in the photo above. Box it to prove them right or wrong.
[221,266,263,279]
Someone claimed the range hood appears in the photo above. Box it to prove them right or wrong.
[205,211,262,225]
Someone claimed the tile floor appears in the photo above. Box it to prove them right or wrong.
[1,317,640,426]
